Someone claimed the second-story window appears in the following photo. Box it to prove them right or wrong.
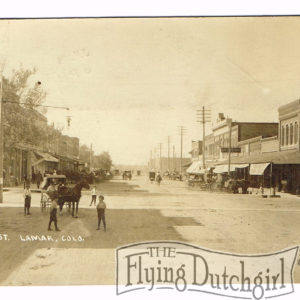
[286,124,289,145]
[290,123,294,145]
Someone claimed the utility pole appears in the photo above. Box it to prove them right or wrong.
[197,106,211,169]
[154,147,157,170]
[0,75,3,203]
[159,143,162,172]
[173,145,175,171]
[90,143,93,172]
[167,136,170,172]
[228,120,232,175]
[178,126,187,174]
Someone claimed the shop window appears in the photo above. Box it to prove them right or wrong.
[281,125,285,145]
[295,122,298,144]
[286,124,289,145]
[290,123,294,145]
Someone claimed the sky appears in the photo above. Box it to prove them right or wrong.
[1,17,300,164]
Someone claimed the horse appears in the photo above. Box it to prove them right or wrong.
[57,181,90,218]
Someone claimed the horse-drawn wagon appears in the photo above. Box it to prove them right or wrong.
[40,175,67,212]
[40,174,90,217]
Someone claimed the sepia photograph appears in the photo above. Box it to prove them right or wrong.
[1,9,300,298]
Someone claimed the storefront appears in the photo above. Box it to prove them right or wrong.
[32,151,59,175]
[215,150,300,193]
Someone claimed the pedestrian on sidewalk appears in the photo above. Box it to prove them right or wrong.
[48,199,60,231]
[23,175,30,189]
[90,185,97,206]
[96,195,106,231]
[36,171,43,189]
[24,184,32,216]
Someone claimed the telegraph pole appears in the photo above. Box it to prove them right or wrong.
[154,147,157,170]
[167,136,170,172]
[90,143,93,171]
[197,106,211,169]
[178,126,187,174]
[159,143,162,172]
[173,145,175,171]
[228,119,232,175]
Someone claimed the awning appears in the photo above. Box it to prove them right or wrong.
[186,161,204,174]
[233,164,249,169]
[33,151,59,165]
[249,163,270,175]
[216,150,300,165]
[214,165,228,174]
[213,164,249,174]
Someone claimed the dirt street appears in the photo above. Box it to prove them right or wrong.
[1,175,300,285]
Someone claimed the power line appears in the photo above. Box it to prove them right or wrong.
[2,100,70,110]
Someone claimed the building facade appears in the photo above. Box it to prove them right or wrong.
[4,109,80,186]
[190,140,202,161]
[197,114,278,167]
[278,99,300,151]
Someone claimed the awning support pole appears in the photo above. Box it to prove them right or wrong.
[270,162,276,196]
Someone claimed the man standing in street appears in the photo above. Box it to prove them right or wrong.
[48,198,60,231]
[156,172,162,186]
[96,195,106,231]
[24,184,32,216]
[90,185,97,206]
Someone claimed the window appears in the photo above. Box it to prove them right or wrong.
[290,123,294,145]
[286,124,289,145]
[295,122,298,144]
[281,126,285,145]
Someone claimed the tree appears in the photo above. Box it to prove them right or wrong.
[94,152,112,170]
[79,144,93,166]
[2,68,48,150]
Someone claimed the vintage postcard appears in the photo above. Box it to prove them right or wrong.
[1,15,300,299]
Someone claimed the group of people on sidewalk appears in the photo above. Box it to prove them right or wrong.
[23,183,107,232]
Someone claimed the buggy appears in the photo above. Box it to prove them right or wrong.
[40,175,67,212]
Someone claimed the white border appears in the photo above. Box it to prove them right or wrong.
[1,1,300,300]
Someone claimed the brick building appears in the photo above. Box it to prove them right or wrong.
[201,113,278,167]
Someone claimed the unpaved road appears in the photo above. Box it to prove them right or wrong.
[1,176,300,285]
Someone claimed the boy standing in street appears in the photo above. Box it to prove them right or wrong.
[96,195,106,231]
[90,185,97,206]
[24,185,31,216]
[48,199,60,231]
